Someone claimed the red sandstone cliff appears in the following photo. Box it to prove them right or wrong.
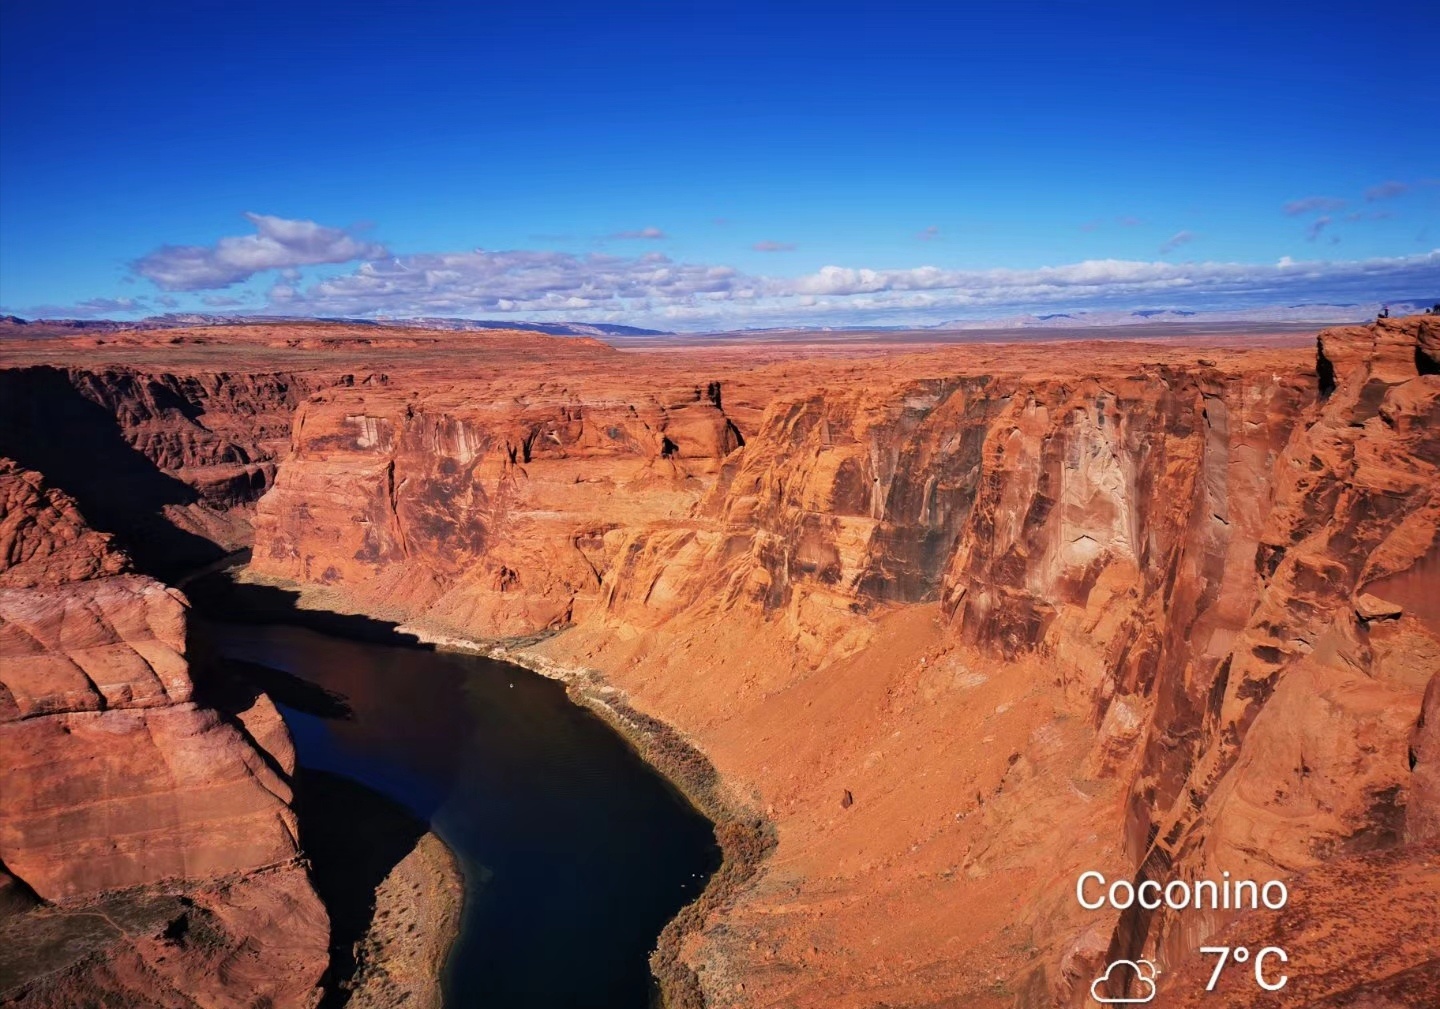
[240,318,1438,1007]
[0,460,328,1006]
[0,364,316,575]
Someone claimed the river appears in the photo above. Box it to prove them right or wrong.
[201,618,721,1008]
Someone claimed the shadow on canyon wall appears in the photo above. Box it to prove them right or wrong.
[0,367,225,578]
[299,770,431,1009]
[186,568,433,648]
[184,579,450,1007]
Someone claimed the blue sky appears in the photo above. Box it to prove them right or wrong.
[2,0,1437,329]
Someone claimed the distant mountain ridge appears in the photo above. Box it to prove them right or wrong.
[0,313,670,338]
[929,300,1434,330]
[4,299,1435,340]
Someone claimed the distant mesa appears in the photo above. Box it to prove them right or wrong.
[5,300,1437,340]
[0,313,671,339]
[929,301,1437,330]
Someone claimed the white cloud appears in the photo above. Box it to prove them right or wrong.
[18,296,148,318]
[1159,230,1195,255]
[1283,196,1346,216]
[52,210,1430,328]
[1305,216,1332,242]
[1365,180,1409,202]
[261,243,1440,329]
[133,212,387,290]
[32,245,1431,327]
[276,248,743,318]
[753,240,796,252]
[609,226,667,240]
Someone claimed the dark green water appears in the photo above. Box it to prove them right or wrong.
[203,621,720,1008]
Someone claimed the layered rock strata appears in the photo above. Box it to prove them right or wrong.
[243,318,1439,1007]
[0,326,629,1007]
[0,365,313,573]
[0,461,328,1006]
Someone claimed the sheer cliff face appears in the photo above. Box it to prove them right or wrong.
[1128,319,1440,977]
[0,461,327,1007]
[251,374,747,634]
[248,347,1320,677]
[927,318,1440,1001]
[242,319,1439,1007]
[0,365,313,575]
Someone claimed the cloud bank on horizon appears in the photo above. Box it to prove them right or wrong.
[242,245,1440,328]
[10,210,1437,329]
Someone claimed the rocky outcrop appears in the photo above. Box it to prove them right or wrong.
[0,365,314,574]
[0,458,129,588]
[251,372,745,636]
[342,832,464,1009]
[0,863,329,1009]
[1410,672,1440,843]
[0,460,327,1005]
[1093,315,1440,984]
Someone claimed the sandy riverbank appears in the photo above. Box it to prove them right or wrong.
[344,832,465,1009]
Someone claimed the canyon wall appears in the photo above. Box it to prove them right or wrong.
[0,326,661,1007]
[244,318,1439,1007]
[0,365,315,575]
[0,459,329,1006]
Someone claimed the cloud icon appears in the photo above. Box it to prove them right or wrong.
[1090,958,1160,1004]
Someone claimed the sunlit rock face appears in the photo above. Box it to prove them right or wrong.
[0,459,327,1007]
[234,318,1439,1007]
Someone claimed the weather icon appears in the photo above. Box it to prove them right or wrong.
[1090,958,1161,1004]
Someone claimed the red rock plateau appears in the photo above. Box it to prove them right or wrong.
[1,315,1437,1007]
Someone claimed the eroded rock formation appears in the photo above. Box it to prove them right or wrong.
[0,364,314,574]
[0,461,327,1006]
[236,318,1437,1007]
